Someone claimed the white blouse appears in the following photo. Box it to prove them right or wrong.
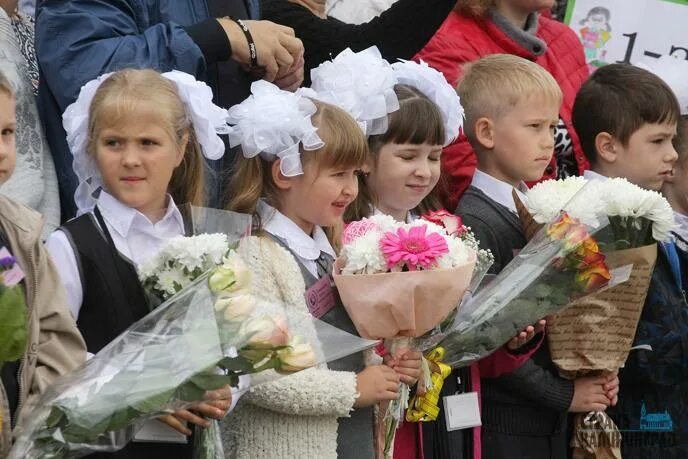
[45,191,247,425]
[258,201,336,278]
[45,190,185,320]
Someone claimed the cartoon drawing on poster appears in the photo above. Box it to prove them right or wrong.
[578,6,612,71]
[565,0,688,69]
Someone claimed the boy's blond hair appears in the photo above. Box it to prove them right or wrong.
[457,54,563,148]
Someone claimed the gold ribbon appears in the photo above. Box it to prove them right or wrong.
[406,347,452,422]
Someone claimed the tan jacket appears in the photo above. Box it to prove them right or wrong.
[0,196,86,457]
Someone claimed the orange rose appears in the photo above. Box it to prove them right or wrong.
[576,261,611,291]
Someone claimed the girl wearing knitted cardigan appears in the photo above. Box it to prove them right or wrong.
[221,83,420,458]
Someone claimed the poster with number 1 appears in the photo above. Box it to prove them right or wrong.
[564,0,688,72]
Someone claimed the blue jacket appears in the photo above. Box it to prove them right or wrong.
[610,240,688,458]
[35,0,258,219]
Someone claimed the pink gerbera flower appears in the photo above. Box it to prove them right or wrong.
[381,225,449,271]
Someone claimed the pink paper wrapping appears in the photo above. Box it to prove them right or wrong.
[333,252,477,339]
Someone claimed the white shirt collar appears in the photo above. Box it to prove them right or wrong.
[673,211,688,242]
[96,190,185,238]
[470,169,528,214]
[583,169,609,182]
[258,201,336,261]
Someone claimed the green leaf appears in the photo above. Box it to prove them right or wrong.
[189,372,231,391]
[0,286,27,364]
[130,388,176,414]
[218,356,255,372]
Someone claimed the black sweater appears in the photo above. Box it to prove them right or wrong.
[261,0,456,84]
[456,187,574,441]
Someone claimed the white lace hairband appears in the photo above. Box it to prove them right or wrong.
[63,70,230,216]
[226,80,324,177]
[638,55,688,115]
[307,46,400,137]
[391,59,465,146]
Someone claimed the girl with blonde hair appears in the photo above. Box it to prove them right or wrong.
[45,68,232,458]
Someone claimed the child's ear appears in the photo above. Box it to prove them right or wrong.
[474,117,495,150]
[595,132,618,164]
[176,132,189,167]
[271,159,292,190]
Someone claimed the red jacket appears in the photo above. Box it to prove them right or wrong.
[415,12,590,210]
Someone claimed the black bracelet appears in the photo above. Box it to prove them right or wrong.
[231,18,258,69]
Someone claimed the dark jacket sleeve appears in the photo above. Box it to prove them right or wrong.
[36,0,208,111]
[493,356,574,412]
[260,0,455,79]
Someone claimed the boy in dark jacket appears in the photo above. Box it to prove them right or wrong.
[572,63,685,458]
[454,54,618,459]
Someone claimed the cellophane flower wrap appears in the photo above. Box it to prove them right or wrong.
[525,177,671,459]
[10,208,375,459]
[334,213,480,458]
[429,183,624,370]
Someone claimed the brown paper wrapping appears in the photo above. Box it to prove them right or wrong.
[547,245,657,376]
[332,253,476,339]
[571,411,623,459]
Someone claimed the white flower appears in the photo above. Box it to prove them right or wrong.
[437,235,471,269]
[156,269,188,297]
[341,229,387,274]
[599,178,675,241]
[527,177,675,243]
[215,293,256,321]
[527,177,589,223]
[138,233,233,301]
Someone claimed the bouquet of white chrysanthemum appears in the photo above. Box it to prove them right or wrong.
[523,177,674,459]
[526,176,674,246]
[139,233,235,302]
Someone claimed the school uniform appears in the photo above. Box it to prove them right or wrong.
[257,201,375,459]
[45,191,193,459]
[454,170,574,459]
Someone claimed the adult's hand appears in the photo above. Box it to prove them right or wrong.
[218,19,304,82]
[274,52,305,91]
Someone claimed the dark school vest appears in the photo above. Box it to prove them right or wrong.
[60,208,193,459]
[267,234,375,459]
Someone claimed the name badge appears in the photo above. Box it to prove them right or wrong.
[0,247,25,286]
[443,392,482,431]
[305,276,336,319]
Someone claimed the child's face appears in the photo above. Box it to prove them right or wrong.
[587,14,607,31]
[368,142,442,219]
[485,95,559,185]
[94,114,184,216]
[279,159,359,233]
[607,122,678,191]
[0,91,17,186]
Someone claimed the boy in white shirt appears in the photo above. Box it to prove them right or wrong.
[572,63,686,458]
[455,54,618,459]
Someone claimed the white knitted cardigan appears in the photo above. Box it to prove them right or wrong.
[221,235,359,459]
